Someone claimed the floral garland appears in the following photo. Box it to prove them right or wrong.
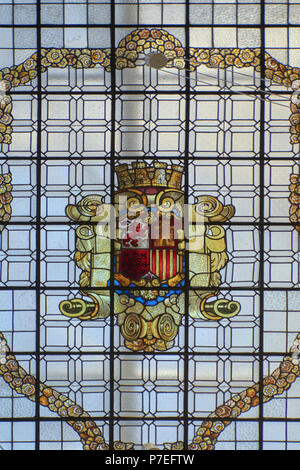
[189,334,300,450]
[289,173,300,232]
[1,326,299,450]
[0,332,108,450]
[0,172,12,224]
[0,28,300,145]
[115,28,185,70]
[0,94,12,145]
[190,47,300,86]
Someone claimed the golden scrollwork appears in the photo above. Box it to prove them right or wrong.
[59,194,111,320]
[116,293,184,352]
[189,195,241,321]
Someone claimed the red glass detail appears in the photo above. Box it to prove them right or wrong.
[120,249,149,280]
[166,249,170,279]
[173,250,177,274]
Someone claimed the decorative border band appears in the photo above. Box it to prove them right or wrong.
[1,28,300,145]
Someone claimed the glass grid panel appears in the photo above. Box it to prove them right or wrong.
[0,0,299,451]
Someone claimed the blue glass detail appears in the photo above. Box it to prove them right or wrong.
[114,279,184,306]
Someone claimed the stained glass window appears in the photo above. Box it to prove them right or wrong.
[0,0,300,453]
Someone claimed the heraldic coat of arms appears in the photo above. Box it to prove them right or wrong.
[59,160,241,352]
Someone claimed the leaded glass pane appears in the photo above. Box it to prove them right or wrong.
[0,0,300,453]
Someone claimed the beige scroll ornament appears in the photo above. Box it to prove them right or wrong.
[189,195,241,320]
[59,195,111,320]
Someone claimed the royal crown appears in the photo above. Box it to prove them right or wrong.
[115,161,184,191]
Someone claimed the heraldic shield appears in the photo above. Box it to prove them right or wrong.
[59,161,241,352]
